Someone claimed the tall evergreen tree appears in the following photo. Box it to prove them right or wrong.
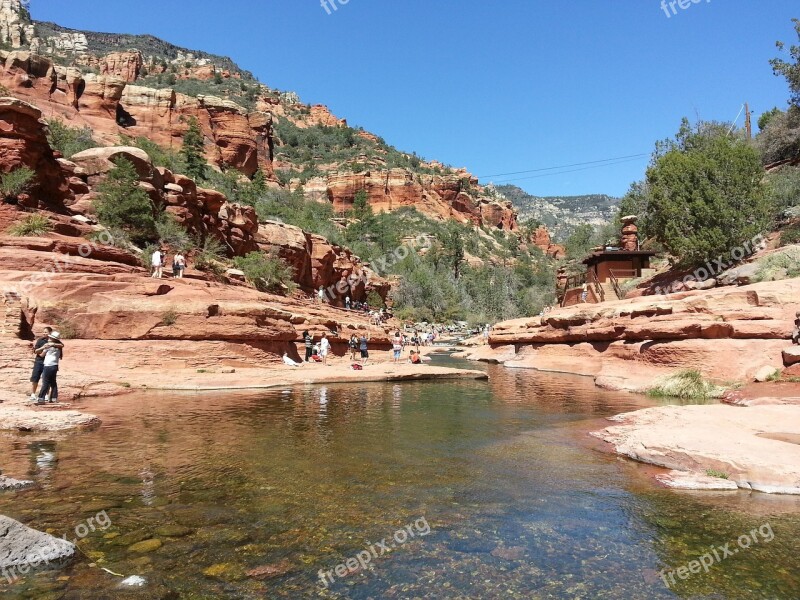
[181,117,207,181]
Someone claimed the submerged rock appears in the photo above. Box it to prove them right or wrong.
[0,515,75,571]
[120,575,147,587]
[0,475,34,490]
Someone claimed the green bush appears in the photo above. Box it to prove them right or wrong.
[753,246,800,282]
[120,135,188,173]
[94,158,157,244]
[233,251,296,294]
[645,119,773,267]
[156,215,192,252]
[9,213,51,237]
[46,119,97,157]
[780,223,800,246]
[0,167,35,199]
[161,309,178,326]
[194,237,227,274]
[647,369,725,400]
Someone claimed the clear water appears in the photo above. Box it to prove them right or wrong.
[0,355,798,599]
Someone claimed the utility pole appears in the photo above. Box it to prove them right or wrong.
[744,102,752,140]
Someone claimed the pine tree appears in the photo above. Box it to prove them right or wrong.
[94,158,157,244]
[181,117,207,181]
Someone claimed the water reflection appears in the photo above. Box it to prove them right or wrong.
[0,357,796,599]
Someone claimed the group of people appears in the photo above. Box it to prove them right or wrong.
[283,329,430,369]
[151,248,187,279]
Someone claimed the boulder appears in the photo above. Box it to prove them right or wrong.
[0,514,75,570]
[0,475,33,490]
[783,347,800,367]
[754,365,780,383]
[70,146,155,182]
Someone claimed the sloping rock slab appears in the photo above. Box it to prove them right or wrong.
[593,404,800,494]
[0,515,75,570]
[655,470,738,491]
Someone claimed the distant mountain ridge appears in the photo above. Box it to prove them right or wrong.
[496,185,619,241]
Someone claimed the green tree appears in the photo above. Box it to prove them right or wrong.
[758,107,784,131]
[564,223,595,260]
[94,158,157,244]
[770,19,800,108]
[45,119,97,158]
[441,221,466,279]
[181,117,207,181]
[646,120,773,266]
[234,251,296,294]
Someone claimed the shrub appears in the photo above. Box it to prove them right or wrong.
[706,469,730,480]
[780,223,800,246]
[156,215,192,252]
[94,158,157,244]
[46,119,97,157]
[0,167,35,200]
[646,119,773,267]
[53,317,81,340]
[647,369,725,400]
[233,251,296,294]
[161,309,178,326]
[194,236,227,272]
[9,213,51,237]
[120,135,187,173]
[753,246,800,282]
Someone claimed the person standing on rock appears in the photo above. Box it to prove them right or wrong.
[345,296,351,310]
[319,333,331,366]
[303,331,314,362]
[359,333,370,366]
[317,286,326,304]
[151,248,163,279]
[29,326,61,402]
[349,334,359,361]
[173,251,186,279]
[392,332,403,363]
[35,331,63,405]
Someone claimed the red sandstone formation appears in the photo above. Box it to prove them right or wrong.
[0,97,388,304]
[0,97,71,210]
[0,51,275,178]
[528,225,565,259]
[476,279,800,392]
[325,170,518,230]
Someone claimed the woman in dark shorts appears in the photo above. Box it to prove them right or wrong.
[359,334,370,366]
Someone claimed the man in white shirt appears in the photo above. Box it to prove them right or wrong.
[36,331,62,404]
[151,248,163,279]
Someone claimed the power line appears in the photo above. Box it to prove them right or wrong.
[477,152,650,179]
[489,155,647,185]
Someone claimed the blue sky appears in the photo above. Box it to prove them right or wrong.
[33,0,798,198]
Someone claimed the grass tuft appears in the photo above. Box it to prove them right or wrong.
[647,369,725,400]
